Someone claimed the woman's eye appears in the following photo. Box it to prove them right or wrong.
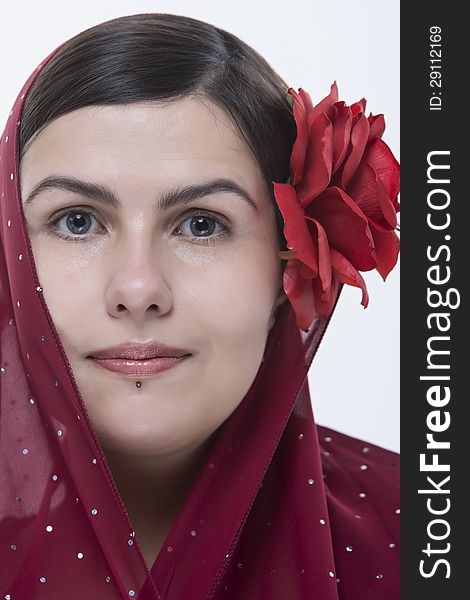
[175,213,228,243]
[50,209,102,239]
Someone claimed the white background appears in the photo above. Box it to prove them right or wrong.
[0,0,400,451]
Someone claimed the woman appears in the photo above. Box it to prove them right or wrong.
[0,13,400,599]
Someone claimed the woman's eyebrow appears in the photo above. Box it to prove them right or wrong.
[22,175,259,213]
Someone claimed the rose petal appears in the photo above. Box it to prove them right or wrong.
[363,138,400,203]
[368,113,385,142]
[313,274,341,316]
[305,81,339,126]
[368,219,397,234]
[304,216,332,299]
[347,162,397,230]
[330,248,370,308]
[283,259,318,330]
[289,87,310,185]
[273,182,318,275]
[298,87,315,113]
[308,187,376,271]
[351,98,367,117]
[341,112,371,188]
[331,102,353,173]
[371,229,400,281]
[298,262,317,279]
[296,113,333,207]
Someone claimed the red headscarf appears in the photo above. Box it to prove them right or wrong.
[1,41,399,600]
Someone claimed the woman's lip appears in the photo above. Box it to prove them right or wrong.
[88,355,191,377]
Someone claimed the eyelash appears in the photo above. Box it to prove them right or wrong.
[47,207,231,246]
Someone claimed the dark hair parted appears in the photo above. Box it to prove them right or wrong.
[19,13,296,249]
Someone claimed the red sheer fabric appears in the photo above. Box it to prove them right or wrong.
[1,45,399,599]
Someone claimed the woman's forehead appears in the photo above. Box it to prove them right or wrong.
[22,97,250,163]
[19,97,265,201]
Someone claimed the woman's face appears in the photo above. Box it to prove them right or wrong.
[20,97,286,457]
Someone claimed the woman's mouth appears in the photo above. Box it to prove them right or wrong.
[88,355,191,377]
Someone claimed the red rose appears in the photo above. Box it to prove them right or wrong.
[273,82,400,331]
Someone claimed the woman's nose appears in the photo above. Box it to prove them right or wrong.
[104,241,174,322]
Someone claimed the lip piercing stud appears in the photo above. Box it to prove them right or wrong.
[136,381,142,389]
